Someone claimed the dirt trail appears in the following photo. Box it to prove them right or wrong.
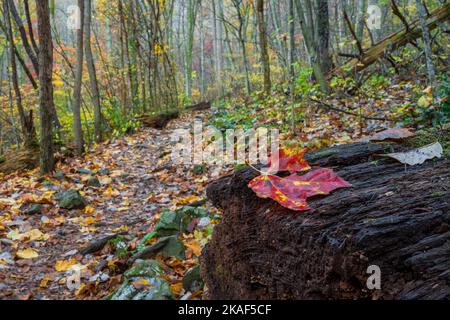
[0,110,225,300]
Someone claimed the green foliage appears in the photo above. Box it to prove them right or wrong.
[104,98,140,137]
[330,75,356,91]
[396,76,450,127]
[294,68,320,97]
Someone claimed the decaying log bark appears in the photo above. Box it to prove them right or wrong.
[201,142,450,300]
[333,3,450,77]
[138,110,180,130]
[186,101,211,111]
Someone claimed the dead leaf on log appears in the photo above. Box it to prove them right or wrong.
[382,142,443,166]
[360,128,415,142]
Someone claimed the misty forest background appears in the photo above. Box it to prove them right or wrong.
[0,0,448,174]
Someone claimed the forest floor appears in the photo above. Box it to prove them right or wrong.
[0,76,444,300]
[0,109,232,300]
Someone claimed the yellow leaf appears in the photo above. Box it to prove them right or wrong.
[418,95,432,108]
[170,282,183,295]
[55,259,77,272]
[40,277,50,288]
[112,225,128,233]
[99,177,112,185]
[26,229,49,241]
[8,229,49,242]
[84,206,96,215]
[423,86,433,95]
[176,195,202,205]
[16,248,39,259]
[103,187,120,198]
[80,227,98,233]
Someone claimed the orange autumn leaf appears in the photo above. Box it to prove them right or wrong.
[185,240,202,257]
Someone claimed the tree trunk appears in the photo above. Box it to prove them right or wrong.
[295,0,328,91]
[3,0,35,146]
[84,0,103,142]
[7,0,39,76]
[202,142,450,300]
[73,0,85,155]
[356,0,367,40]
[415,0,436,90]
[184,0,198,102]
[35,0,55,174]
[256,0,271,95]
[316,0,332,76]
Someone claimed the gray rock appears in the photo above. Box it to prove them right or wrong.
[159,236,185,260]
[197,217,211,229]
[183,265,204,292]
[153,210,189,237]
[110,260,174,300]
[97,169,110,175]
[76,168,95,175]
[178,206,209,218]
[124,260,166,278]
[87,177,101,187]
[55,170,67,181]
[111,277,173,300]
[56,190,87,210]
[132,278,173,300]
[131,236,185,263]
[24,204,43,215]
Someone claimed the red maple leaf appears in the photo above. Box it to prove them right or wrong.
[268,147,311,173]
[250,148,352,211]
[249,168,352,211]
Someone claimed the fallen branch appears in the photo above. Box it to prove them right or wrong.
[333,3,450,77]
[309,98,392,122]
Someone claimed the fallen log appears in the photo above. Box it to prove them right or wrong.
[186,101,211,111]
[201,142,450,300]
[0,147,39,174]
[138,110,179,130]
[333,3,450,77]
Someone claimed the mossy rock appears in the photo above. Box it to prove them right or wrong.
[76,168,95,175]
[23,204,43,215]
[183,265,204,292]
[124,260,167,279]
[158,236,185,260]
[153,209,190,237]
[87,177,101,187]
[56,190,88,210]
[111,277,174,300]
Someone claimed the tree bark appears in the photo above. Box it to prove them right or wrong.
[202,142,450,300]
[316,0,332,75]
[3,0,35,146]
[73,0,85,155]
[415,0,436,90]
[256,0,271,95]
[7,0,39,75]
[35,0,55,174]
[84,0,103,142]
